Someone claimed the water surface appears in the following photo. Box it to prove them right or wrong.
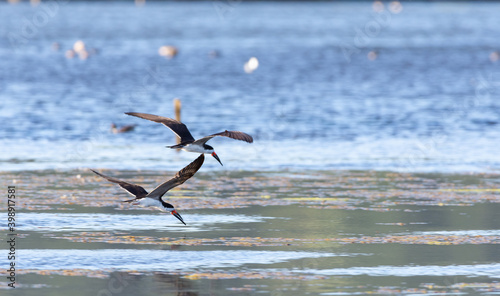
[1,1,500,172]
[1,1,500,295]
[1,169,499,295]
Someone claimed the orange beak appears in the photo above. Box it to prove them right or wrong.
[212,152,223,166]
[171,210,186,225]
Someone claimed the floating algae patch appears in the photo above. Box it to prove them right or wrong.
[336,234,500,245]
[15,268,327,281]
[52,232,500,246]
[15,268,113,279]
[1,169,498,212]
[1,169,499,296]
[181,271,326,280]
[51,234,330,247]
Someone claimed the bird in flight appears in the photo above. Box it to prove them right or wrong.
[126,112,253,166]
[91,154,205,225]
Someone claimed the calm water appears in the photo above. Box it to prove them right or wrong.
[1,1,500,295]
[1,169,499,295]
[1,1,500,172]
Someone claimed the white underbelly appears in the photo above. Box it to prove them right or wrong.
[183,144,208,153]
[136,198,164,210]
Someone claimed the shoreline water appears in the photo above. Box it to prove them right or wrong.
[2,137,500,173]
[2,1,500,293]
[1,168,499,295]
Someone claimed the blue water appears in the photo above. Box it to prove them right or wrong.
[18,212,274,232]
[4,249,498,277]
[7,249,340,271]
[1,1,500,172]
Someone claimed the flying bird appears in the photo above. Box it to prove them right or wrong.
[125,112,253,166]
[91,154,205,225]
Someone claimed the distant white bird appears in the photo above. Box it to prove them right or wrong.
[244,57,259,73]
[159,46,178,59]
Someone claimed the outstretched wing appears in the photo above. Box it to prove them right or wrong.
[125,112,195,143]
[147,154,205,200]
[192,130,254,146]
[91,169,148,198]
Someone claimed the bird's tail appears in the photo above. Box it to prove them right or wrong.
[166,143,185,149]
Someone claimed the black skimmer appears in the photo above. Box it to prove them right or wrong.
[91,154,205,225]
[111,123,136,134]
[125,112,253,166]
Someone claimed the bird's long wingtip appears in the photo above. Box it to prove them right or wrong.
[90,169,102,176]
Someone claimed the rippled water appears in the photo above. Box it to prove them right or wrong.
[1,1,500,295]
[15,249,338,271]
[18,212,274,232]
[1,169,499,295]
[302,263,500,278]
[1,1,500,172]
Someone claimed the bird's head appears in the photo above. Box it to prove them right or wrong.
[203,144,223,166]
[164,203,186,225]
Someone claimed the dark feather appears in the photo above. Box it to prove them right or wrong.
[90,169,148,198]
[91,154,204,203]
[125,112,195,143]
[193,130,254,145]
[147,154,205,200]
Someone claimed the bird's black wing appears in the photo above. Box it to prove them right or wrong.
[125,112,195,143]
[147,154,205,200]
[192,130,254,145]
[91,169,149,199]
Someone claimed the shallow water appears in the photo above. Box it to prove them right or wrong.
[1,169,499,295]
[1,1,500,294]
[18,212,273,232]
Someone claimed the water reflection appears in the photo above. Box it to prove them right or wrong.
[98,272,199,296]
